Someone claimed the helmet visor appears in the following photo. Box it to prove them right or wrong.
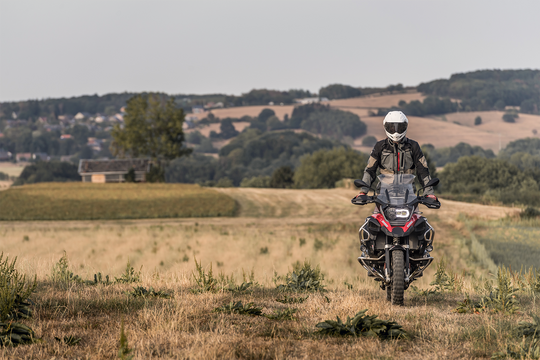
[384,122,408,134]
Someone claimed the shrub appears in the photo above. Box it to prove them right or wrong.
[270,166,294,188]
[146,165,165,183]
[474,116,482,125]
[316,309,408,340]
[14,161,79,186]
[214,177,234,188]
[503,112,518,123]
[362,136,377,147]
[240,176,270,188]
[258,108,275,122]
[294,147,367,189]
[319,84,362,100]
[124,168,136,182]
[276,260,325,292]
[521,207,540,219]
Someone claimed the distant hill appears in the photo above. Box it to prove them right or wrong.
[417,69,540,113]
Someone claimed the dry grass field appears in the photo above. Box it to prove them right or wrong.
[190,105,295,122]
[329,91,426,112]
[2,187,537,359]
[0,163,26,178]
[350,114,512,154]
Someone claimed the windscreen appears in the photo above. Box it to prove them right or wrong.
[376,174,416,205]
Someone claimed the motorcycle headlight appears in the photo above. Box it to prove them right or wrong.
[384,207,410,221]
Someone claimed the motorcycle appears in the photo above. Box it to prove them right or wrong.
[352,174,441,305]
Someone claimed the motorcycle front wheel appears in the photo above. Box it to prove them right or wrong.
[391,250,405,306]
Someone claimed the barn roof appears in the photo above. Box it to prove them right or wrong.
[78,159,151,174]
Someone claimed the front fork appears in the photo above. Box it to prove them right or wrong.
[385,236,410,283]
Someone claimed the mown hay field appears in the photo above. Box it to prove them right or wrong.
[0,183,238,220]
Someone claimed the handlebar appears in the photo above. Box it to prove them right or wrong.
[351,195,441,209]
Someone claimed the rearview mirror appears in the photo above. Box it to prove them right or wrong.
[426,178,440,188]
[354,179,369,189]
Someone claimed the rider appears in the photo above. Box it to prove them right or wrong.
[356,111,437,201]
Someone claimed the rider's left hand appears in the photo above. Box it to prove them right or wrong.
[426,194,438,200]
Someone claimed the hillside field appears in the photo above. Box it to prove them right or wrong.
[188,92,540,155]
[2,186,538,359]
[0,183,237,220]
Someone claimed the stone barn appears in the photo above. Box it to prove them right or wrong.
[78,159,151,183]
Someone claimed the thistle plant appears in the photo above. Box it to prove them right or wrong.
[115,259,141,284]
[191,258,218,293]
[316,309,408,340]
[276,260,325,292]
[50,251,83,286]
[456,266,519,314]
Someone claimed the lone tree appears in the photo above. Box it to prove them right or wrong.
[111,94,192,181]
[474,116,482,126]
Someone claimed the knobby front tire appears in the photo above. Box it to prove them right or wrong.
[391,250,405,306]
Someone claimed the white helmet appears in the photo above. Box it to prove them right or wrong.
[383,111,408,142]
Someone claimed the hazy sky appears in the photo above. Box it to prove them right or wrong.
[1,0,539,102]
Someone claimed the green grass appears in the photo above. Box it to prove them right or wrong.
[470,218,540,271]
[0,183,238,220]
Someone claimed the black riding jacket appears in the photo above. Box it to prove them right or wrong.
[361,137,434,195]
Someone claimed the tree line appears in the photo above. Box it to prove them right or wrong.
[417,69,540,114]
[436,138,540,205]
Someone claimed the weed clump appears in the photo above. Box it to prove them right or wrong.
[456,266,519,314]
[316,309,408,340]
[492,313,540,359]
[0,253,40,346]
[89,272,112,286]
[275,295,309,304]
[411,259,463,299]
[118,319,133,360]
[0,253,36,322]
[213,301,263,316]
[276,260,325,292]
[126,286,171,299]
[50,251,83,286]
[520,206,540,219]
[115,259,141,284]
[191,258,218,293]
[265,308,297,321]
[0,322,40,347]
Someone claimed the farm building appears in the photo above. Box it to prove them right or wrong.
[78,159,151,183]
